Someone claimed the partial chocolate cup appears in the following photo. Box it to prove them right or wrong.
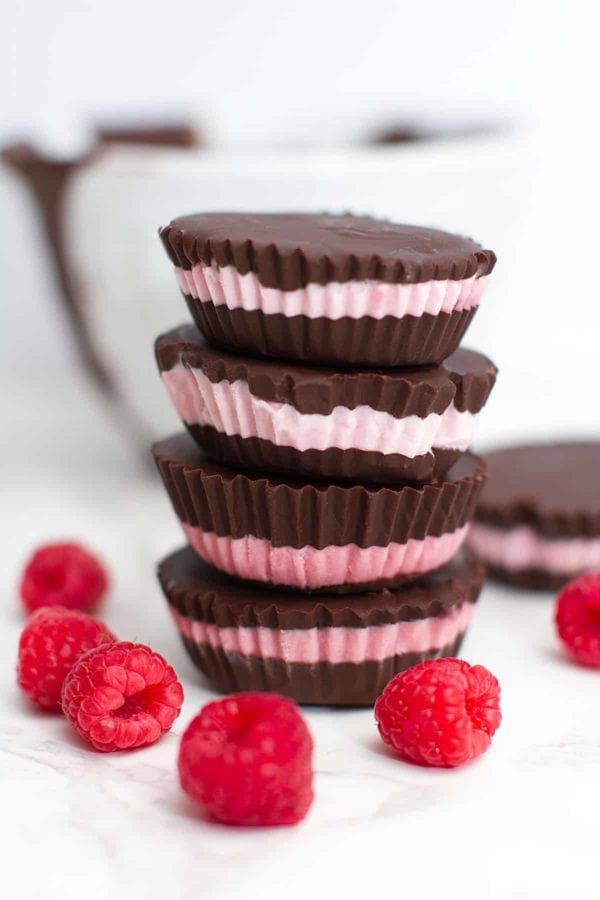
[467,442,600,590]
[152,432,486,593]
[481,565,567,592]
[160,212,496,367]
[158,547,485,706]
[156,324,497,483]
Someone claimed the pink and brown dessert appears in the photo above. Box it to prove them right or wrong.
[152,433,486,593]
[156,325,497,484]
[467,442,600,590]
[158,547,485,706]
[159,213,496,367]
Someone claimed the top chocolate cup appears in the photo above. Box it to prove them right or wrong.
[159,213,496,367]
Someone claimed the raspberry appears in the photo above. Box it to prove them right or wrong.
[62,642,184,752]
[20,542,109,614]
[375,658,501,768]
[17,606,116,711]
[555,571,600,665]
[178,693,314,826]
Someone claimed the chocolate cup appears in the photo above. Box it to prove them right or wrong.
[158,548,484,706]
[186,425,461,484]
[469,443,600,591]
[152,433,486,593]
[185,297,478,367]
[155,325,497,483]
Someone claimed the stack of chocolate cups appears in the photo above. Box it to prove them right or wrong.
[154,214,497,706]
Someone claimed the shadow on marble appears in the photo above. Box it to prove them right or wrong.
[539,645,598,673]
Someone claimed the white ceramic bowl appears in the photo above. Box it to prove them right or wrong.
[58,132,532,444]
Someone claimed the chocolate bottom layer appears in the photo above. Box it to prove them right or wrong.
[178,635,465,706]
[153,433,484,547]
[186,424,461,484]
[484,564,568,592]
[185,296,477,367]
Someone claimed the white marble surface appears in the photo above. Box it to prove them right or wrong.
[2,373,600,900]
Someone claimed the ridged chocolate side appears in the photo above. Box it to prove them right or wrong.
[152,433,486,548]
[176,639,465,706]
[156,324,497,417]
[186,298,478,368]
[160,213,496,287]
[186,425,461,484]
[158,548,484,628]
[475,442,600,538]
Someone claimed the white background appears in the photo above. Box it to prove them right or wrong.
[0,1,546,147]
[2,3,600,899]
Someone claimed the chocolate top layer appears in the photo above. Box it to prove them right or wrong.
[159,213,496,289]
[156,324,497,417]
[476,442,600,537]
[158,548,484,629]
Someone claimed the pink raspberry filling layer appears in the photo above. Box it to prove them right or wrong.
[181,523,469,589]
[175,264,489,321]
[162,365,477,457]
[467,523,600,575]
[170,602,474,664]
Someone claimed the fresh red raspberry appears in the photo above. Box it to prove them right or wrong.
[62,641,184,752]
[375,658,502,768]
[20,542,109,614]
[17,606,116,711]
[555,571,600,665]
[178,693,314,826]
